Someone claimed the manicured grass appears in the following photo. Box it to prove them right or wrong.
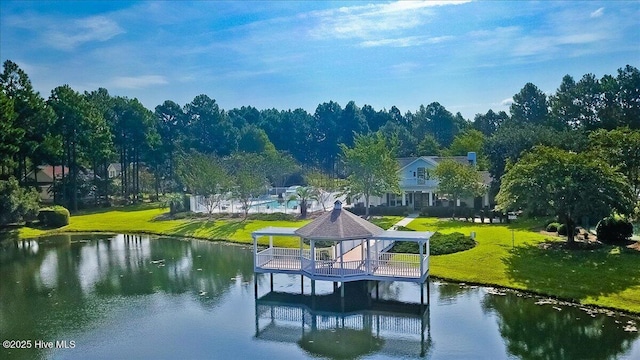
[368,216,404,230]
[407,218,640,314]
[18,204,311,248]
[15,206,640,313]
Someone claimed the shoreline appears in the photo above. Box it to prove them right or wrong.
[13,228,640,317]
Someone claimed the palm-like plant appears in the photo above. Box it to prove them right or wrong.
[295,186,315,218]
[162,192,185,216]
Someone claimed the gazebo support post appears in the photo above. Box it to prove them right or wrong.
[310,239,315,275]
[311,280,315,296]
[270,273,273,292]
[299,236,303,271]
[419,240,424,278]
[366,238,371,275]
[301,276,304,294]
[375,281,379,300]
[254,274,258,299]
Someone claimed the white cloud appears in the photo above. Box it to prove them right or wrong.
[360,35,453,48]
[111,75,167,89]
[590,7,605,18]
[46,16,124,50]
[390,62,421,75]
[500,98,514,106]
[309,0,469,44]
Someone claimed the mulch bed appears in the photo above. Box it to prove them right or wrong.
[538,229,640,252]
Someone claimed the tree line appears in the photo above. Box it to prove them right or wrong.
[1,59,638,213]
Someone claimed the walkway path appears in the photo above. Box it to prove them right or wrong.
[391,213,420,229]
[341,213,420,261]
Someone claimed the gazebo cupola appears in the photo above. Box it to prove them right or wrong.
[294,201,384,241]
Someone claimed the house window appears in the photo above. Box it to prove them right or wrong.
[109,170,115,178]
[417,167,425,184]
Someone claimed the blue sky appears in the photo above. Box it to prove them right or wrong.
[1,1,638,119]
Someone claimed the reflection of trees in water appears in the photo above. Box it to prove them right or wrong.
[0,235,105,360]
[436,282,478,305]
[482,292,639,360]
[0,234,256,360]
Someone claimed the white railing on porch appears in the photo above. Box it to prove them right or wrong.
[256,247,427,279]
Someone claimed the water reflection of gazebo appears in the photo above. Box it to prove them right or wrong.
[252,201,432,304]
[254,287,432,358]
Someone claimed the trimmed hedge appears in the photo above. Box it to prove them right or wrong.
[419,206,456,218]
[596,216,633,243]
[391,231,476,255]
[38,206,70,228]
[248,213,296,221]
[347,206,410,216]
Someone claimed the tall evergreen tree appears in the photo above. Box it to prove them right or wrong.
[509,83,550,127]
[0,60,58,185]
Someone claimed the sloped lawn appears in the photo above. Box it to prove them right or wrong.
[19,204,310,248]
[407,217,640,313]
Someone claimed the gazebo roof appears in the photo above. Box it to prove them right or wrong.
[294,201,384,240]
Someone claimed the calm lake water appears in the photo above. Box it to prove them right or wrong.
[1,233,639,360]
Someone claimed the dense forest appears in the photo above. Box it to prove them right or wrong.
[1,59,638,211]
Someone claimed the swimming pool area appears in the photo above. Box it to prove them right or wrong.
[251,199,300,210]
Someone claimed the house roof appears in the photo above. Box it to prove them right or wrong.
[30,165,70,182]
[398,156,439,171]
[108,163,122,171]
[294,201,384,240]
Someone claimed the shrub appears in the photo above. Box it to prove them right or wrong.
[395,225,414,231]
[557,223,579,237]
[38,206,70,228]
[0,178,40,226]
[546,222,560,232]
[390,231,475,255]
[248,213,296,221]
[347,206,410,216]
[419,206,456,218]
[596,216,633,243]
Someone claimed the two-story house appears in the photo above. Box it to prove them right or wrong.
[26,165,69,202]
[359,152,491,211]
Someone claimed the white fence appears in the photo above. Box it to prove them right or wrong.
[256,247,427,279]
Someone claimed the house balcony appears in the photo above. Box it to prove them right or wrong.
[399,178,438,190]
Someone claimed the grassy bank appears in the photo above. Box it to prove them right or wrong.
[406,218,640,314]
[14,205,640,313]
[18,204,311,248]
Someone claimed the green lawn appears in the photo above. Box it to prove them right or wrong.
[18,204,310,248]
[14,206,640,313]
[407,218,640,314]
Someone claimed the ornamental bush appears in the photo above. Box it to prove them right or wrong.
[0,178,40,226]
[248,213,296,221]
[348,206,410,217]
[38,206,70,228]
[557,223,579,236]
[391,231,475,255]
[596,216,633,243]
[546,222,560,232]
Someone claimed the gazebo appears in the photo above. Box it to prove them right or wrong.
[252,201,432,300]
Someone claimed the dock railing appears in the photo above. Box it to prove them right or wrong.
[256,247,427,279]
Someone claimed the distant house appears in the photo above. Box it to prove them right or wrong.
[27,165,69,202]
[107,163,122,179]
[357,152,491,210]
